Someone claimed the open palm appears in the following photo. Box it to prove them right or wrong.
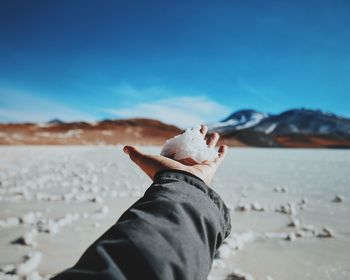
[123,125,227,186]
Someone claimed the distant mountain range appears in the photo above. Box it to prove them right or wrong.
[0,108,349,148]
[0,119,181,146]
[209,109,350,148]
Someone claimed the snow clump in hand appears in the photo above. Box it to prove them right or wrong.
[160,125,218,163]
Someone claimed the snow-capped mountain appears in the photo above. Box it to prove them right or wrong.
[210,109,350,147]
[208,110,269,134]
[253,109,350,136]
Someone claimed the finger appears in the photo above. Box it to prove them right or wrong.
[207,132,219,148]
[123,145,147,167]
[124,145,179,180]
[200,124,208,137]
[213,145,228,165]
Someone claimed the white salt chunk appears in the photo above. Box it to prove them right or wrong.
[160,125,218,163]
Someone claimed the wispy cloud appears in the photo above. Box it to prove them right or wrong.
[0,89,94,123]
[109,84,171,99]
[239,82,283,108]
[0,86,231,127]
[105,95,230,128]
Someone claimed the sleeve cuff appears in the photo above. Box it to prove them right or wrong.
[154,169,231,238]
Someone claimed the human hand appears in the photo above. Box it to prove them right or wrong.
[123,125,227,186]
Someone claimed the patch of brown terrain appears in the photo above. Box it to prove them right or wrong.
[275,134,350,148]
[0,119,182,146]
[1,120,349,148]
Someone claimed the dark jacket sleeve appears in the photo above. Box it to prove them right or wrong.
[52,169,231,280]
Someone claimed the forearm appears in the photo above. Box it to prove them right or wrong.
[53,169,231,280]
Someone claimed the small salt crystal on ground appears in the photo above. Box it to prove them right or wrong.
[288,216,301,228]
[12,231,37,247]
[91,196,103,203]
[98,206,109,215]
[37,220,59,235]
[251,202,264,211]
[0,217,20,228]
[286,232,296,241]
[212,259,226,269]
[1,264,16,274]
[17,251,42,276]
[91,174,98,184]
[235,203,251,212]
[26,271,43,280]
[93,222,100,228]
[160,125,218,163]
[20,212,41,225]
[216,243,232,259]
[241,192,248,198]
[274,187,288,193]
[57,213,80,227]
[110,190,117,197]
[226,269,255,280]
[300,198,308,205]
[317,227,334,238]
[301,225,317,235]
[265,232,289,239]
[276,202,297,215]
[333,195,344,203]
[289,203,297,214]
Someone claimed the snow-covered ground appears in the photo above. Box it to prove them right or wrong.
[0,146,349,280]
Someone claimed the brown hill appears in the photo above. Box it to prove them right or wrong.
[0,118,182,146]
[2,117,345,148]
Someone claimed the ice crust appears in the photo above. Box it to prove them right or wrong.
[160,125,218,163]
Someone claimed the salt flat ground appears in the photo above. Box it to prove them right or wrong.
[0,146,349,280]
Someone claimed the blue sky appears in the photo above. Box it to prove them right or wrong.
[0,0,349,127]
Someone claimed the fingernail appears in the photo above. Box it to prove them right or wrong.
[123,146,129,154]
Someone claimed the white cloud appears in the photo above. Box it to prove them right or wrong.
[110,84,169,99]
[0,89,94,123]
[0,87,231,127]
[105,95,230,128]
